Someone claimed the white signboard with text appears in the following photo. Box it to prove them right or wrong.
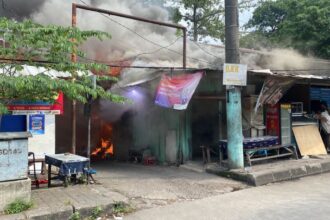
[223,63,247,86]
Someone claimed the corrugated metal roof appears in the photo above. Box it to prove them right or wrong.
[249,69,330,80]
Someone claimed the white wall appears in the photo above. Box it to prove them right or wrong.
[28,115,55,158]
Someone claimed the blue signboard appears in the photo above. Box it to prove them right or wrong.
[0,115,26,132]
[310,87,330,107]
[28,114,45,135]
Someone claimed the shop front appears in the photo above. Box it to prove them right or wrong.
[2,92,64,174]
[219,71,330,167]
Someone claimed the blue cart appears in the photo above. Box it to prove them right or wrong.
[45,153,89,187]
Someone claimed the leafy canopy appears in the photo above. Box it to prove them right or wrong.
[172,0,225,41]
[0,18,125,114]
[170,0,257,42]
[242,0,330,59]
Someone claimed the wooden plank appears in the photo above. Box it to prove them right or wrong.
[250,153,293,162]
[292,125,327,156]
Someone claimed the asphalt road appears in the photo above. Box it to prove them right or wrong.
[125,172,330,220]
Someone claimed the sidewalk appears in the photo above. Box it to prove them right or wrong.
[206,155,330,186]
[0,184,128,220]
[0,162,245,219]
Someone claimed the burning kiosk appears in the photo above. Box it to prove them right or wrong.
[54,42,330,166]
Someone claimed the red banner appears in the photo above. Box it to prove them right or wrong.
[8,92,64,115]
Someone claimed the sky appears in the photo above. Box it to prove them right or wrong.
[240,7,254,26]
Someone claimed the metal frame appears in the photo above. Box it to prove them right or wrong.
[72,3,187,68]
[71,3,188,155]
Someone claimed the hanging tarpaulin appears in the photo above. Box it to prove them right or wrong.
[155,71,203,110]
[255,76,295,113]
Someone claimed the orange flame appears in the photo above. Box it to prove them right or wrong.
[91,123,114,160]
[91,147,102,156]
[105,143,114,155]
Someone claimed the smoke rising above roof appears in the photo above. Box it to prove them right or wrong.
[1,0,328,73]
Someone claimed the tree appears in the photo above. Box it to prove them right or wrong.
[172,0,225,41]
[244,0,330,59]
[0,18,125,114]
[171,0,257,42]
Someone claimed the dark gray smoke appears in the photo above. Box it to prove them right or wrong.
[0,0,45,20]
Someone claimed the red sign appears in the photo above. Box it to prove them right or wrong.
[266,104,280,137]
[8,92,64,115]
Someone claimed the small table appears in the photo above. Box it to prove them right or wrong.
[45,153,89,187]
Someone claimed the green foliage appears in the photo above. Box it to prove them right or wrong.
[88,206,103,220]
[245,0,330,58]
[0,18,110,74]
[4,199,33,214]
[170,0,257,41]
[112,201,134,216]
[240,32,280,50]
[77,174,87,184]
[0,18,126,114]
[69,212,81,220]
[0,74,125,114]
[172,0,225,41]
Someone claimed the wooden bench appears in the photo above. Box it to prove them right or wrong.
[201,145,218,164]
[243,144,298,166]
[219,144,298,167]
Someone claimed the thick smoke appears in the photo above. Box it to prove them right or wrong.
[0,0,45,20]
[3,0,329,132]
[30,0,214,68]
[261,49,310,70]
[3,0,326,74]
[27,0,223,91]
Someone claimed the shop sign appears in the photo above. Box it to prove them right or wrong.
[8,92,63,115]
[223,63,247,86]
[266,104,280,137]
[155,71,203,110]
[28,114,45,135]
[310,87,330,107]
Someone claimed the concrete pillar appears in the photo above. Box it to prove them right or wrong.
[226,88,244,168]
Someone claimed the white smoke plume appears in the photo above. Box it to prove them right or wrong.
[30,0,219,70]
[4,0,329,124]
[4,0,328,76]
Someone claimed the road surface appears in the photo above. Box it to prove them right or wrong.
[126,172,330,220]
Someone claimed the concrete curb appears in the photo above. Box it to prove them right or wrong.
[0,202,114,220]
[206,159,330,186]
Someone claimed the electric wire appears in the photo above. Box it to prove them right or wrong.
[192,41,223,59]
[78,35,184,64]
[2,0,330,71]
[78,0,219,68]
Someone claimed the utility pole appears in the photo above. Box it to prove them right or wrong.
[71,3,77,155]
[87,75,96,167]
[225,0,244,169]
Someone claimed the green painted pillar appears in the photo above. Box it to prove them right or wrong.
[225,0,244,169]
[226,87,244,168]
